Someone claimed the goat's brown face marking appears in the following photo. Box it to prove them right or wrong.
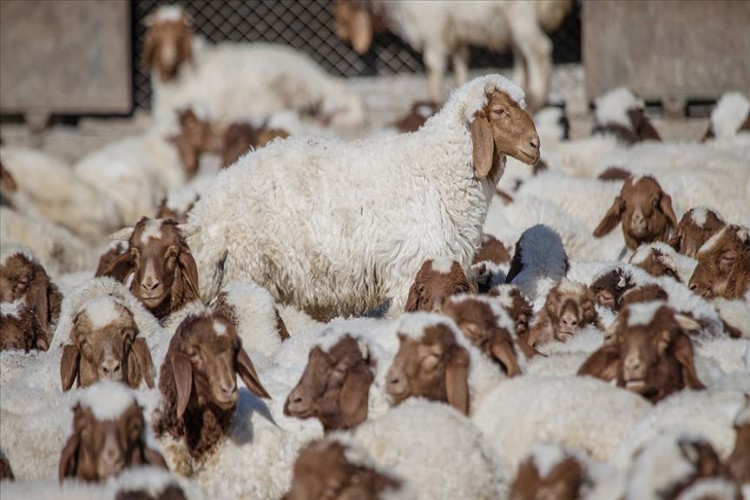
[71,308,138,385]
[142,15,193,83]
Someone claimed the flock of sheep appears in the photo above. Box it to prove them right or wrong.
[1,2,750,499]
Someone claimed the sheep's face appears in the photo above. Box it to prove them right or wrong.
[130,221,181,309]
[589,268,634,310]
[471,91,540,180]
[0,254,34,303]
[594,176,677,250]
[669,208,726,258]
[386,323,470,414]
[142,12,193,83]
[689,226,750,300]
[405,259,474,313]
[441,296,523,377]
[284,336,373,431]
[510,453,586,500]
[546,283,599,341]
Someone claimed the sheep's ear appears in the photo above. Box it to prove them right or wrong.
[236,347,270,399]
[404,282,423,313]
[177,250,200,301]
[60,344,81,391]
[143,447,168,470]
[96,250,135,282]
[470,112,495,180]
[593,196,625,237]
[58,423,80,482]
[659,192,678,229]
[339,365,374,427]
[490,341,522,377]
[578,345,620,381]
[350,9,373,54]
[171,353,193,419]
[444,345,470,415]
[627,109,662,142]
[130,338,156,388]
[673,334,705,390]
[28,270,51,331]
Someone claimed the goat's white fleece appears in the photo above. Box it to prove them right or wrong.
[473,375,650,472]
[188,75,527,317]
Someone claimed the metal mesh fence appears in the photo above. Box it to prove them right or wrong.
[133,0,581,110]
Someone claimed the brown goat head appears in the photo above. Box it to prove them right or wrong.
[509,445,589,500]
[594,175,677,250]
[588,267,636,311]
[629,243,682,282]
[527,280,600,348]
[142,7,193,83]
[284,335,374,431]
[59,382,167,483]
[405,258,475,313]
[0,247,62,333]
[284,438,403,500]
[669,207,726,258]
[60,297,155,391]
[104,218,200,320]
[0,300,49,352]
[441,295,528,377]
[689,225,750,300]
[386,314,470,415]
[471,89,540,179]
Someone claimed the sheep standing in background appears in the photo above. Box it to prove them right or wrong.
[188,75,540,319]
[334,0,572,109]
[143,5,365,128]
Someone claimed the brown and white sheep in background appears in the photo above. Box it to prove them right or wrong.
[669,206,727,258]
[60,296,155,391]
[284,334,374,431]
[101,217,200,321]
[404,257,475,313]
[284,437,408,500]
[0,245,62,334]
[591,87,661,144]
[391,100,440,133]
[593,175,678,251]
[689,224,750,300]
[527,279,600,348]
[577,301,704,403]
[509,444,595,500]
[0,299,49,352]
[59,382,167,483]
[333,0,572,109]
[220,121,290,168]
[153,312,270,461]
[441,294,534,377]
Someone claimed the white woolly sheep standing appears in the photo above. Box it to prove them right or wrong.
[187,74,540,319]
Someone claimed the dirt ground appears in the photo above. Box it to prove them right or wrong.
[0,64,710,165]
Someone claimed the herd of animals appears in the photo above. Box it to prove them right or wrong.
[1,2,750,499]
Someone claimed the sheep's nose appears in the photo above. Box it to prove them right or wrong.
[689,282,698,291]
[561,315,578,329]
[624,355,641,372]
[529,137,540,150]
[101,358,121,377]
[221,381,237,397]
[141,279,160,292]
[632,212,645,225]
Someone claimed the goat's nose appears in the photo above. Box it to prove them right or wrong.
[101,358,121,376]
[561,316,578,328]
[141,279,160,291]
[624,356,641,371]
[221,381,237,396]
[529,137,540,150]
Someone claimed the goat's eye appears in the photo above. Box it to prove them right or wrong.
[454,284,469,294]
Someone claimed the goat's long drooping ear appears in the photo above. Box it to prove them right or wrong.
[236,347,270,399]
[672,334,705,390]
[58,413,80,481]
[627,109,662,142]
[444,345,470,415]
[594,196,625,237]
[351,8,373,54]
[470,111,495,180]
[659,192,678,229]
[60,344,81,391]
[129,338,156,388]
[28,270,51,330]
[177,250,200,301]
[526,315,551,349]
[577,345,620,382]
[172,353,193,419]
[339,364,374,427]
[490,341,522,377]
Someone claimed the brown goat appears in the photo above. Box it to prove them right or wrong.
[284,438,403,500]
[527,280,601,348]
[727,400,750,485]
[102,218,200,321]
[509,445,590,500]
[405,258,476,313]
[593,175,677,250]
[441,295,533,376]
[629,243,682,282]
[689,225,750,300]
[284,335,374,431]
[386,315,470,415]
[577,302,704,403]
[59,382,167,483]
[153,312,269,459]
[392,100,440,133]
[588,267,636,311]
[669,207,726,258]
[0,247,62,335]
[141,7,193,83]
[60,297,155,391]
[221,122,290,168]
[0,299,49,352]
[488,284,535,338]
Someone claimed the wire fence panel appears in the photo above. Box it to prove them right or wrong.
[133,0,581,109]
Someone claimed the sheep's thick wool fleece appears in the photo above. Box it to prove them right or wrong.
[188,75,526,317]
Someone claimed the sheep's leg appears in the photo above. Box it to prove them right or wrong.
[511,45,527,91]
[511,23,552,111]
[423,46,448,103]
[452,45,469,88]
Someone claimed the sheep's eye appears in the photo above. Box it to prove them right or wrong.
[454,284,469,294]
[421,354,440,371]
[492,108,506,117]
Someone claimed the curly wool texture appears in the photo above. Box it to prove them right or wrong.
[188,75,526,319]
